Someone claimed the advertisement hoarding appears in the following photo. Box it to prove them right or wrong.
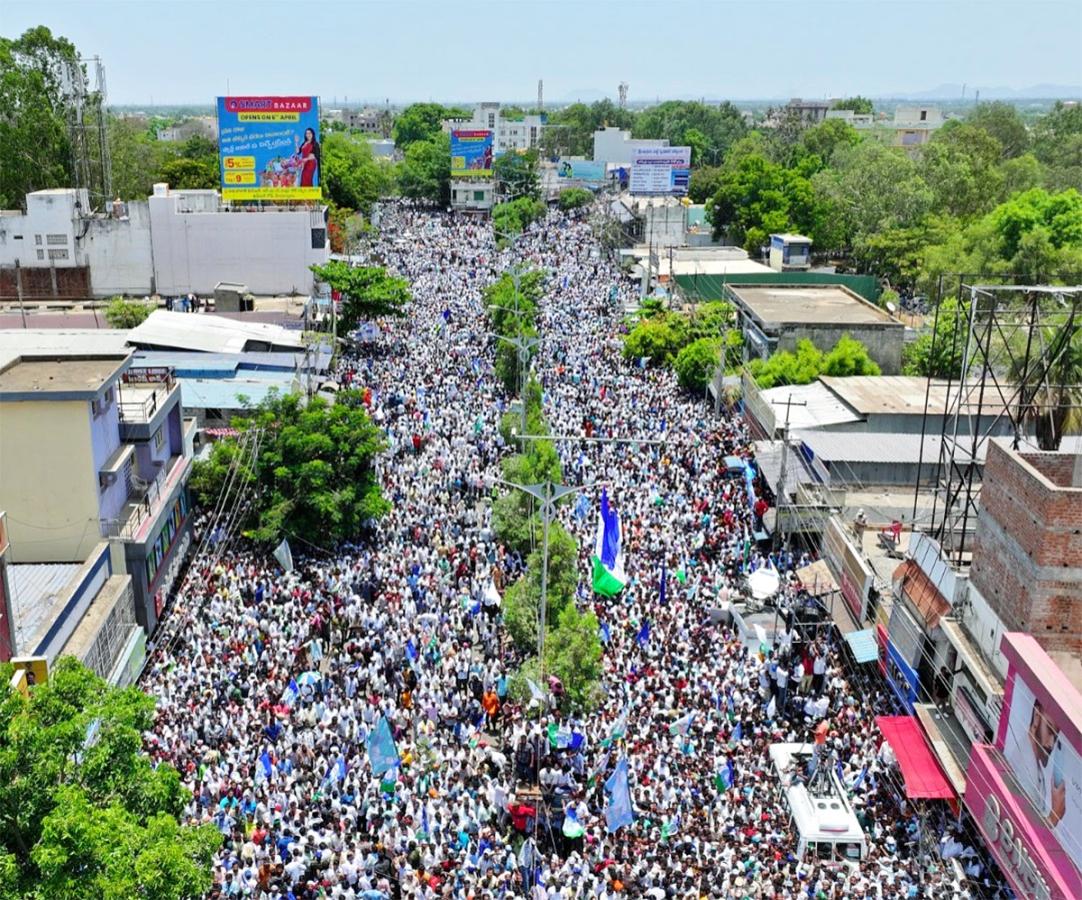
[1000,672,1082,865]
[451,130,494,178]
[557,159,606,182]
[629,146,691,195]
[217,96,321,201]
[823,517,873,622]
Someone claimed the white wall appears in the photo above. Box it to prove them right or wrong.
[82,203,154,296]
[0,190,83,268]
[149,193,328,296]
[960,582,1010,679]
[592,128,667,166]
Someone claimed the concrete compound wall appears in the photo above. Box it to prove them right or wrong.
[969,440,1082,657]
[82,203,154,296]
[776,323,904,375]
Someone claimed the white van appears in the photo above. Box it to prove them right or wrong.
[769,742,868,864]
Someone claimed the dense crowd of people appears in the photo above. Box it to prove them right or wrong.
[142,202,1006,899]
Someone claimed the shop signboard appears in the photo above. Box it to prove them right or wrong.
[823,517,872,622]
[217,96,322,201]
[557,159,606,182]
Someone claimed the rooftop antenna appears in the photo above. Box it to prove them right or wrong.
[538,79,543,113]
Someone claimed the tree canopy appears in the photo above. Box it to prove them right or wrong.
[748,335,880,388]
[309,262,412,332]
[391,102,451,149]
[104,296,155,329]
[0,657,220,899]
[189,391,389,546]
[396,132,451,205]
[492,150,540,200]
[321,133,393,213]
[831,96,875,115]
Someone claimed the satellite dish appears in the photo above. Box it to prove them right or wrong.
[886,301,897,314]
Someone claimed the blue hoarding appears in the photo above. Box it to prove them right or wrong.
[217,96,321,201]
[450,130,494,178]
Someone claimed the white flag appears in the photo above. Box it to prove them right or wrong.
[273,538,294,573]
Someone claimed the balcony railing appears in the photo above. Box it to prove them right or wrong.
[118,368,176,423]
[100,455,182,540]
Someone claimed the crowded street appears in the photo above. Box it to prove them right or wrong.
[139,204,1003,900]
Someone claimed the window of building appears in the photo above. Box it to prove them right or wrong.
[46,233,68,245]
[34,234,42,245]
[919,109,927,121]
[311,227,326,249]
[36,249,44,260]
[154,427,165,450]
[474,191,485,202]
[47,248,69,260]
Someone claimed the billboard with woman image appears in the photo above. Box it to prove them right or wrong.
[217,96,321,201]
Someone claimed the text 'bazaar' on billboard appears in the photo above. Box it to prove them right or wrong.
[217,96,322,201]
[450,130,494,178]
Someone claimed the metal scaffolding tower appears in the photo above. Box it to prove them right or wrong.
[61,55,112,211]
[618,82,628,109]
[914,275,1082,566]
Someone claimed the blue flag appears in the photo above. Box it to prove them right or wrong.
[280,677,299,708]
[599,621,611,645]
[636,619,650,647]
[324,754,347,786]
[604,757,635,833]
[731,722,743,742]
[259,750,273,779]
[366,715,400,776]
[405,639,417,662]
[659,565,667,606]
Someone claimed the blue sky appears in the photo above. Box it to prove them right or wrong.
[6,0,1081,105]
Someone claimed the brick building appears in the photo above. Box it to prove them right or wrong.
[968,439,1082,660]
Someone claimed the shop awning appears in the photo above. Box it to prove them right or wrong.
[794,559,838,598]
[845,628,879,664]
[876,715,955,799]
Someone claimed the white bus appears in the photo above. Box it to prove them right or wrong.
[769,742,868,865]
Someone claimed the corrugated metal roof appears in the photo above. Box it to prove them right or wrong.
[9,563,81,652]
[846,628,880,663]
[131,350,307,375]
[178,376,296,409]
[793,430,985,466]
[760,382,864,430]
[128,310,305,354]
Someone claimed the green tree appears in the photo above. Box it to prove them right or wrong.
[747,339,825,388]
[321,132,392,213]
[851,215,956,288]
[309,262,411,331]
[492,197,546,241]
[674,337,721,392]
[919,122,1005,219]
[621,313,688,366]
[391,102,449,149]
[796,119,862,170]
[543,100,636,157]
[558,187,593,211]
[190,390,389,545]
[0,27,78,208]
[813,140,933,243]
[831,96,875,115]
[500,522,579,651]
[109,116,173,200]
[543,604,604,711]
[493,149,540,200]
[396,133,451,205]
[1009,324,1082,451]
[0,657,220,898]
[104,296,154,328]
[966,101,1030,159]
[1032,101,1082,191]
[902,297,967,378]
[820,334,882,377]
[688,165,724,204]
[633,101,747,164]
[156,157,218,190]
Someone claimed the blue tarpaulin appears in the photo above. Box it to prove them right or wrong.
[846,628,879,664]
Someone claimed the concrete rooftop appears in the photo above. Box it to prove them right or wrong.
[729,285,899,327]
[0,355,128,397]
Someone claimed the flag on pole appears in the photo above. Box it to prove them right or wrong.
[636,619,651,647]
[715,758,735,791]
[588,748,612,789]
[323,755,347,786]
[280,677,299,709]
[669,712,696,736]
[366,715,400,776]
[604,757,635,833]
[258,749,273,781]
[601,705,629,748]
[273,538,294,573]
[591,488,627,596]
[526,678,546,706]
[658,564,667,605]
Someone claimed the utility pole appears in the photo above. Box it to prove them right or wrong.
[775,393,808,548]
[14,259,27,329]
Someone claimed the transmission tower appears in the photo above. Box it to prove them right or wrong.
[61,55,112,211]
[618,82,629,109]
[914,276,1082,565]
[537,79,543,113]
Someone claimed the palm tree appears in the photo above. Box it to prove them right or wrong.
[1011,321,1082,451]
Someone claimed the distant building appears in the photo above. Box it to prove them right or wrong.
[0,186,329,298]
[344,107,387,135]
[450,181,496,213]
[156,116,217,142]
[0,350,196,634]
[768,99,834,128]
[592,127,667,166]
[725,283,905,374]
[826,105,946,148]
[444,103,545,155]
